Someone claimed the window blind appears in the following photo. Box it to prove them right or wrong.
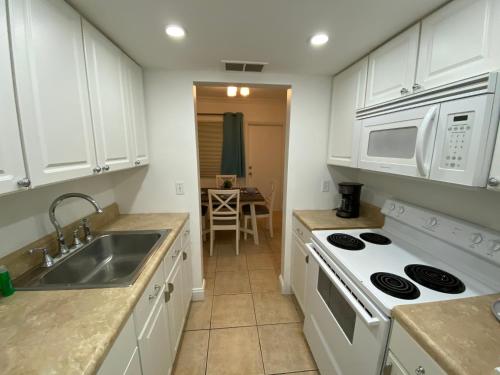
[198,121,223,177]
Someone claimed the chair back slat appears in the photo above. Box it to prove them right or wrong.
[208,189,240,225]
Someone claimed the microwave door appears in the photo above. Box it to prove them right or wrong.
[430,94,499,187]
[358,105,439,178]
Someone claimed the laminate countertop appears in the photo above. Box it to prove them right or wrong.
[0,213,188,375]
[293,202,384,231]
[393,293,500,375]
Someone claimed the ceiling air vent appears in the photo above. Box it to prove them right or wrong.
[222,60,268,72]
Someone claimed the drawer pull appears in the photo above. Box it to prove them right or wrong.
[164,290,171,303]
[168,282,174,293]
[183,251,187,260]
[415,366,425,375]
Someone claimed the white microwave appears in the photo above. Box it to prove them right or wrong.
[356,73,500,187]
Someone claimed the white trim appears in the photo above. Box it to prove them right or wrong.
[191,279,206,301]
[279,273,291,294]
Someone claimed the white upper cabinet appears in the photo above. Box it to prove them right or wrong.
[9,0,97,187]
[365,24,420,107]
[83,20,133,173]
[416,0,500,91]
[0,0,27,195]
[124,57,149,166]
[327,57,368,167]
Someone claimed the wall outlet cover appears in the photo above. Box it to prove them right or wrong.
[175,181,185,195]
[321,180,330,192]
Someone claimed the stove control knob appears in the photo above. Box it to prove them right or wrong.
[470,233,484,245]
[487,240,500,256]
[426,217,438,228]
[398,206,405,214]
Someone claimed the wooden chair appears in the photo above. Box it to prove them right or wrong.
[215,174,237,188]
[207,189,240,256]
[242,181,276,239]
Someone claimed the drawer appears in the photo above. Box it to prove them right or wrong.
[133,264,165,337]
[389,321,446,375]
[181,220,190,249]
[292,217,312,242]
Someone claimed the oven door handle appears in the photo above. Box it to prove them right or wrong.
[415,105,438,177]
[306,243,381,327]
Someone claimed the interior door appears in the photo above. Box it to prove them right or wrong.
[416,0,500,91]
[247,123,284,210]
[0,0,27,195]
[365,24,420,107]
[83,20,133,173]
[9,0,97,187]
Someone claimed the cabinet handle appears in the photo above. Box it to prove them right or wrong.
[103,164,110,171]
[93,166,102,174]
[135,160,141,166]
[17,178,31,188]
[164,290,171,303]
[305,255,309,264]
[400,88,409,95]
[415,366,425,375]
[383,363,393,375]
[412,83,422,92]
[168,282,174,293]
[183,251,187,260]
[488,177,499,187]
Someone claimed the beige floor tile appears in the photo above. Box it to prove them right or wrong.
[246,253,275,270]
[249,269,281,293]
[241,238,273,254]
[253,293,301,325]
[185,296,213,331]
[280,372,319,375]
[205,277,215,296]
[204,256,216,276]
[216,254,248,272]
[211,294,256,328]
[172,330,209,375]
[258,323,317,374]
[206,326,264,375]
[214,271,251,295]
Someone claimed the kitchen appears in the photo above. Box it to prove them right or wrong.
[0,0,499,375]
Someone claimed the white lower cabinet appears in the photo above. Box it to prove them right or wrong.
[165,255,185,357]
[384,321,446,375]
[291,218,312,312]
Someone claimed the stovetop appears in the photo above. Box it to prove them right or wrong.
[312,227,497,315]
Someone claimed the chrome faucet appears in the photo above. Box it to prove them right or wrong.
[49,193,103,256]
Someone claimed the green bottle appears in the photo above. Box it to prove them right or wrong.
[0,265,15,297]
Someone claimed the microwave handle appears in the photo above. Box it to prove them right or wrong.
[305,243,381,327]
[415,106,438,177]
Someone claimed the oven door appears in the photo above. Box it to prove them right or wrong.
[358,105,439,178]
[303,242,390,375]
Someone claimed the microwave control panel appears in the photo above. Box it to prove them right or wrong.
[440,112,474,170]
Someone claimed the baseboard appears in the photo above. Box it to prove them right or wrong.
[279,273,291,294]
[191,279,206,301]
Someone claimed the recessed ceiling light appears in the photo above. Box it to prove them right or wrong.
[240,87,250,97]
[165,25,186,39]
[310,33,329,47]
[227,86,237,97]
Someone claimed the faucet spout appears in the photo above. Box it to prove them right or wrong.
[49,193,103,255]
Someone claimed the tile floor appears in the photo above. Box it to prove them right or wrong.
[173,213,319,375]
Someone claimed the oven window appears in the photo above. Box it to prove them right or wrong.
[367,126,418,158]
[317,268,356,343]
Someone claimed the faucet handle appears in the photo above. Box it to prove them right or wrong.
[29,248,55,268]
[81,218,93,242]
[72,227,83,249]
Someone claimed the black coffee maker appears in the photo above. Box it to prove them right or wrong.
[336,182,363,218]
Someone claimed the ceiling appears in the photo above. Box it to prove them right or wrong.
[196,86,287,100]
[67,0,448,75]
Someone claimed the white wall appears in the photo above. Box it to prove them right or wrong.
[0,175,116,258]
[113,69,334,294]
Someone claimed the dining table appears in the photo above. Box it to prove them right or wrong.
[200,187,266,245]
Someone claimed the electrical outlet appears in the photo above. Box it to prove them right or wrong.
[175,181,184,195]
[321,180,330,192]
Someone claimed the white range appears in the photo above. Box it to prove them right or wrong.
[303,199,500,375]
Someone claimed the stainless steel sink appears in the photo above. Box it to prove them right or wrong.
[15,230,169,290]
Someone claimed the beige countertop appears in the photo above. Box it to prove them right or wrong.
[0,213,188,375]
[293,202,384,231]
[393,293,500,375]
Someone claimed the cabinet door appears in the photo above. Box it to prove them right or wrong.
[166,255,185,357]
[416,0,500,91]
[124,56,149,166]
[291,235,308,312]
[138,296,173,375]
[488,124,500,192]
[0,0,27,195]
[327,58,368,167]
[365,24,420,107]
[9,0,97,187]
[83,20,133,173]
[383,351,408,375]
[181,242,193,315]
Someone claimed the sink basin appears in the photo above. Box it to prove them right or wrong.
[16,230,169,290]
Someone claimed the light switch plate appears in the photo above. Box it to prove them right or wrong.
[175,181,184,195]
[321,180,330,192]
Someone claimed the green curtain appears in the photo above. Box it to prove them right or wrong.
[221,112,245,177]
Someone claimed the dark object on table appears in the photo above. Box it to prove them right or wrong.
[223,180,233,189]
[336,182,363,218]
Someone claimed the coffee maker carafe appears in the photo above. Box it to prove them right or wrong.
[336,182,363,218]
